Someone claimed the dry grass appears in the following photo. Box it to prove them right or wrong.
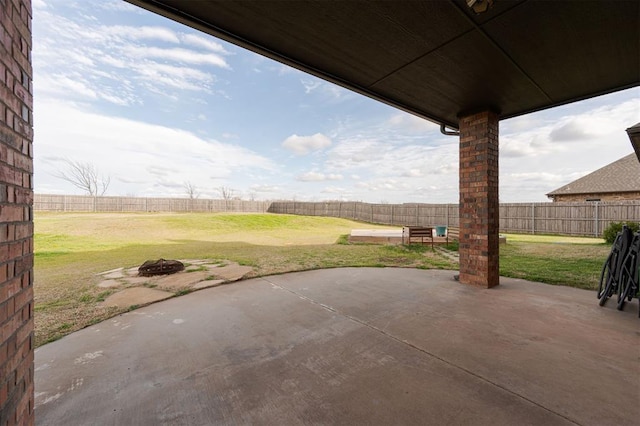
[35,213,611,346]
[35,212,455,346]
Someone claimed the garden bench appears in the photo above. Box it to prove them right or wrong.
[402,226,434,248]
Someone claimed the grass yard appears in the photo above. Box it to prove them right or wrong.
[34,212,455,346]
[34,213,611,347]
[499,233,609,289]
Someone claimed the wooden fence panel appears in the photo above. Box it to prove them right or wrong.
[34,196,640,236]
[34,194,270,213]
[268,201,640,237]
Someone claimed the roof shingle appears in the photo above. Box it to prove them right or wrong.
[547,153,640,196]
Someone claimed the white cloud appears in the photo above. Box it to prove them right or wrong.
[250,184,281,193]
[387,113,440,133]
[105,25,180,43]
[34,101,275,197]
[33,6,231,106]
[300,78,353,101]
[402,169,423,178]
[122,46,230,68]
[296,172,343,182]
[282,133,332,155]
[37,74,98,100]
[320,186,351,198]
[301,79,321,94]
[181,33,230,54]
[98,1,140,12]
[133,62,215,92]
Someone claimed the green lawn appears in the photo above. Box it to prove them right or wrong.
[499,233,608,289]
[34,213,610,346]
[34,212,454,346]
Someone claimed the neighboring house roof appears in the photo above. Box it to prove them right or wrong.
[547,153,640,197]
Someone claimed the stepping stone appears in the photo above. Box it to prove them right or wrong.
[209,263,253,281]
[192,279,225,290]
[97,267,124,278]
[155,271,210,290]
[103,270,125,279]
[122,276,154,285]
[102,287,172,308]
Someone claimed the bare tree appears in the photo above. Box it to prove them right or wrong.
[184,181,200,199]
[218,186,236,210]
[218,186,235,200]
[55,160,110,196]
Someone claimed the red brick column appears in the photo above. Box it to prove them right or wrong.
[458,110,499,288]
[0,0,34,425]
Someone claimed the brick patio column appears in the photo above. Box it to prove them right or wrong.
[458,110,499,288]
[0,0,35,425]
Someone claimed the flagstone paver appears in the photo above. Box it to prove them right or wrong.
[102,287,173,308]
[210,264,254,281]
[193,279,225,289]
[98,260,254,308]
[155,271,210,290]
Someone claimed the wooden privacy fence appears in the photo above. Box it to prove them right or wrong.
[268,201,640,237]
[34,194,270,213]
[34,196,640,237]
[268,201,459,228]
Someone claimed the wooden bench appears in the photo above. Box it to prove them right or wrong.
[402,226,434,248]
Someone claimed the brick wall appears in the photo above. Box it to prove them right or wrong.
[0,0,34,425]
[458,110,499,288]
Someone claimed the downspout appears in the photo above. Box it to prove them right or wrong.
[440,124,460,136]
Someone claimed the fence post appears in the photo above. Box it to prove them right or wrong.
[594,201,599,237]
[531,203,535,234]
[446,204,449,227]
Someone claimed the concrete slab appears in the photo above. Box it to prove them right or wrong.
[101,287,173,308]
[349,228,403,244]
[97,267,124,276]
[97,267,125,279]
[154,271,210,290]
[120,276,153,285]
[36,268,639,425]
[209,263,253,281]
[350,228,402,237]
[192,279,225,289]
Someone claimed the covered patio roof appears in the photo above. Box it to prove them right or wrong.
[125,0,638,129]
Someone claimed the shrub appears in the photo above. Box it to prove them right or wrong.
[602,222,640,244]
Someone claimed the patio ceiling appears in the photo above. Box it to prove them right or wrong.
[125,0,639,129]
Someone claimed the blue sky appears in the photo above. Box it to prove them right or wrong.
[32,0,639,203]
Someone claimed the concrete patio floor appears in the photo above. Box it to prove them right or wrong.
[35,268,639,425]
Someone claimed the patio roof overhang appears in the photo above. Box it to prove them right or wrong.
[125,0,638,130]
[627,123,640,162]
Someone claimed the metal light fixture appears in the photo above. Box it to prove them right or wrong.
[466,0,494,14]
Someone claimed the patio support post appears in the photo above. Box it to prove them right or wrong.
[458,110,500,288]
